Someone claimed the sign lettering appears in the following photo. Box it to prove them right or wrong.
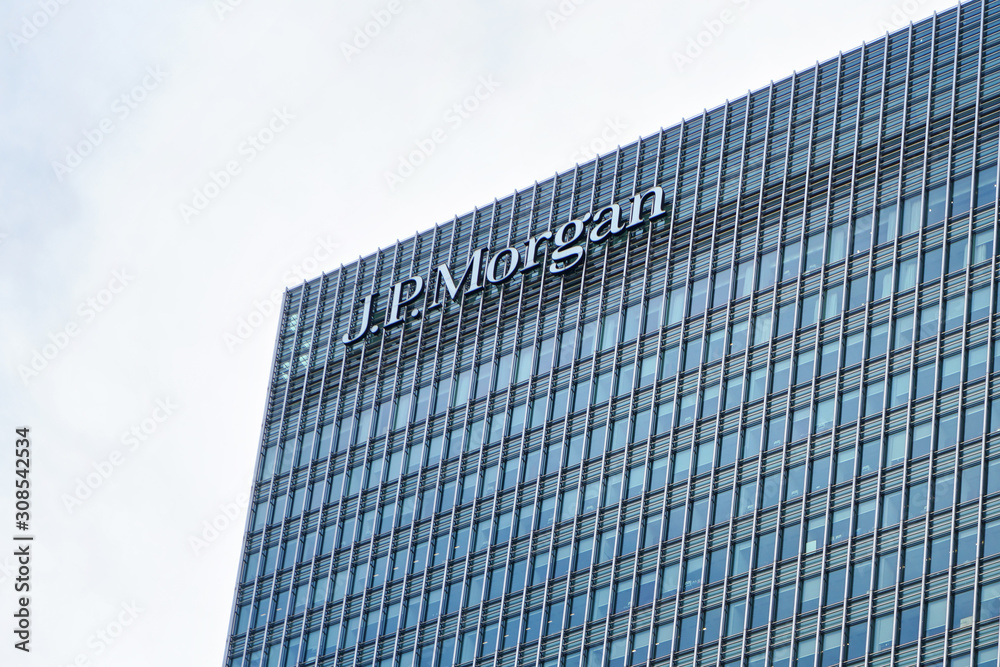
[342,186,669,345]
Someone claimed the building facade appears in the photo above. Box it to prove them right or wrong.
[225,1,1000,665]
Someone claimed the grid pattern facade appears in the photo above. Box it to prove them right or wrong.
[226,2,1000,665]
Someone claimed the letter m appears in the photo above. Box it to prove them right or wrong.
[429,247,487,309]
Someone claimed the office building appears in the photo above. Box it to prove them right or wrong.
[224,1,1000,664]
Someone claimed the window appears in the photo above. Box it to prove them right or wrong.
[952,173,973,217]
[876,203,898,244]
[853,214,873,253]
[735,260,754,297]
[893,312,914,349]
[922,247,943,283]
[756,531,776,568]
[825,567,846,606]
[873,613,894,652]
[577,322,597,359]
[682,554,703,590]
[775,584,796,620]
[725,376,745,410]
[926,184,947,226]
[805,233,825,271]
[753,310,773,345]
[622,303,642,341]
[781,242,801,280]
[906,481,928,521]
[901,194,922,234]
[726,599,747,636]
[855,499,876,535]
[729,320,750,354]
[638,354,656,387]
[971,286,991,321]
[849,559,871,598]
[829,508,851,545]
[659,344,680,379]
[919,303,939,339]
[981,579,1000,621]
[898,605,920,645]
[914,364,935,399]
[881,490,902,528]
[613,578,633,613]
[631,630,651,665]
[804,516,825,553]
[938,413,959,451]
[750,591,771,627]
[834,446,856,483]
[868,322,889,358]
[924,597,947,637]
[864,380,884,417]
[944,295,965,331]
[823,285,842,319]
[800,293,820,328]
[872,266,892,300]
[636,571,655,607]
[848,275,868,310]
[653,622,674,658]
[839,388,860,426]
[712,268,732,307]
[896,256,917,292]
[977,164,998,207]
[689,277,710,316]
[940,354,962,391]
[819,341,839,376]
[796,349,815,385]
[666,287,686,325]
[591,585,610,620]
[974,229,995,263]
[660,563,679,598]
[758,250,778,289]
[776,303,797,337]
[952,588,975,629]
[890,372,910,408]
[948,236,969,273]
[600,312,620,350]
[731,540,752,576]
[781,523,801,560]
[827,224,849,263]
[747,368,767,401]
[800,576,821,613]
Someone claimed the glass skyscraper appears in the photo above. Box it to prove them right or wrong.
[224,2,1000,665]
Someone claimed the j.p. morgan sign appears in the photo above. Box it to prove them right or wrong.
[342,186,669,346]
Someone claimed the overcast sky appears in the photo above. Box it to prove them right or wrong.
[0,0,964,664]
